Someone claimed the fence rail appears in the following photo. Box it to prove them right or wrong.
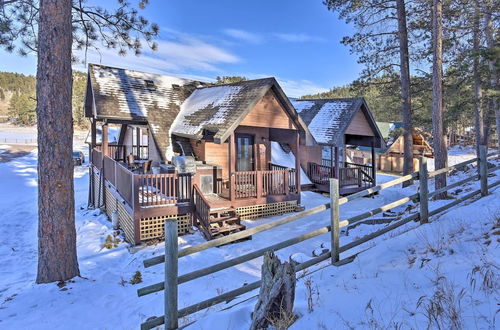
[138,146,500,330]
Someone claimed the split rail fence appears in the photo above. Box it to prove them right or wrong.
[138,145,500,330]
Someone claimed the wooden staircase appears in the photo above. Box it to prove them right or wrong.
[193,185,246,240]
[205,207,246,240]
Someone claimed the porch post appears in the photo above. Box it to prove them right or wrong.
[295,133,301,202]
[371,137,377,186]
[102,122,108,157]
[334,146,339,179]
[91,119,97,150]
[229,134,236,202]
[330,145,334,177]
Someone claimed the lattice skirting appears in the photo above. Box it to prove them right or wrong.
[236,201,298,220]
[103,183,135,244]
[140,214,191,241]
[92,167,104,207]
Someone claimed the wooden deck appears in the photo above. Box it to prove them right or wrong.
[307,161,376,195]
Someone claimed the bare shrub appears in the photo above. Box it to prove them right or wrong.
[416,276,465,329]
[304,277,320,313]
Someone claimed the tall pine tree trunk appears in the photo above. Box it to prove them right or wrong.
[473,1,484,156]
[36,0,80,283]
[396,0,414,186]
[484,1,499,154]
[431,0,448,199]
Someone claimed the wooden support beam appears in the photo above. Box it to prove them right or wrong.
[334,147,339,179]
[229,134,236,202]
[295,132,301,202]
[91,119,97,149]
[330,145,334,177]
[102,123,108,157]
[371,137,377,186]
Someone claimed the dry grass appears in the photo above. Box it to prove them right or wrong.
[416,275,465,330]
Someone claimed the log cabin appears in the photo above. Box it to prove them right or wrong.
[291,98,385,194]
[348,133,434,173]
[85,64,315,244]
[85,64,384,245]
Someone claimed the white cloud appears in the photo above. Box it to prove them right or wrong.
[242,73,328,98]
[223,29,264,44]
[273,33,326,43]
[276,78,329,98]
[74,31,240,74]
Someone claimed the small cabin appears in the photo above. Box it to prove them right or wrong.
[291,98,384,195]
[348,133,434,173]
[85,64,314,244]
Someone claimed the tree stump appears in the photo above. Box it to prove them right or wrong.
[250,252,296,330]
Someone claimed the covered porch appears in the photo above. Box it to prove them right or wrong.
[307,136,378,195]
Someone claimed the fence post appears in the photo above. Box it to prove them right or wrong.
[330,178,340,264]
[418,157,429,224]
[479,145,488,196]
[164,219,179,330]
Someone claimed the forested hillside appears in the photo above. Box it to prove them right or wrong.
[0,71,87,128]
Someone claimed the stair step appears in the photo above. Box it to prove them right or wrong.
[209,224,246,234]
[209,216,239,224]
[209,207,236,214]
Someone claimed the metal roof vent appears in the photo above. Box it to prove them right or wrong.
[144,79,156,89]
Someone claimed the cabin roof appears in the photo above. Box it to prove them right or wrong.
[85,64,208,161]
[290,98,383,147]
[171,78,310,143]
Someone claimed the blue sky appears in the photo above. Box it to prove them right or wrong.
[0,0,361,97]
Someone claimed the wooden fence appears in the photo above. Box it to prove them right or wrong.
[138,146,500,330]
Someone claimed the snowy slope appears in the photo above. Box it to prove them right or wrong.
[270,141,312,184]
[0,143,498,330]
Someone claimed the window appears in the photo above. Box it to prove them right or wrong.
[236,134,254,171]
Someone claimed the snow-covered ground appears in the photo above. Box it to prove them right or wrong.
[0,144,498,329]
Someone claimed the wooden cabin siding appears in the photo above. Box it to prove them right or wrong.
[240,90,297,130]
[190,139,205,160]
[345,108,375,136]
[147,129,162,166]
[299,145,322,171]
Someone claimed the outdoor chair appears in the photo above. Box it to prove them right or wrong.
[127,154,139,171]
[142,160,152,174]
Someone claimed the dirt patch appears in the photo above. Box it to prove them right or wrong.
[0,145,36,163]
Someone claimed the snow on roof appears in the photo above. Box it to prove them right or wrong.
[171,78,276,141]
[171,85,243,137]
[89,64,194,119]
[87,64,209,162]
[291,98,366,146]
[290,100,315,113]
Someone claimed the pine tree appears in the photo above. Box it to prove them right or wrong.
[1,0,159,283]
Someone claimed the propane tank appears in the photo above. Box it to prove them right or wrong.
[111,210,119,230]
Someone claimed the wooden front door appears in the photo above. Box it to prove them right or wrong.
[236,134,254,171]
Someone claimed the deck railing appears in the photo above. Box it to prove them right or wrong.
[193,184,211,230]
[234,168,297,199]
[234,171,257,199]
[261,169,287,196]
[136,173,192,207]
[115,163,133,206]
[91,147,191,209]
[345,162,374,187]
[308,162,334,185]
[309,162,375,189]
